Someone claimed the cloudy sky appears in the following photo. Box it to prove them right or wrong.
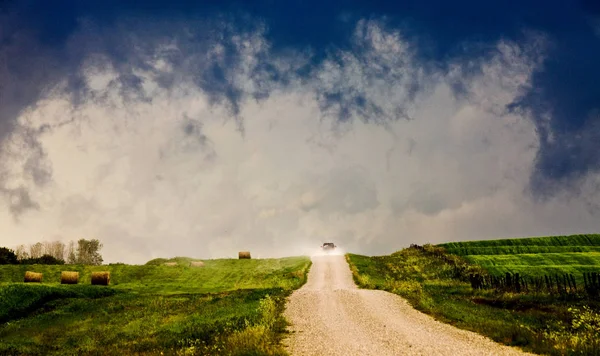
[1,0,600,264]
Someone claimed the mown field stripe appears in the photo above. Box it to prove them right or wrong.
[439,234,600,250]
[445,246,600,255]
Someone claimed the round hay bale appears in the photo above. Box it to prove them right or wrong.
[61,271,79,284]
[24,271,42,283]
[190,261,205,267]
[238,251,251,259]
[164,262,177,266]
[91,271,110,286]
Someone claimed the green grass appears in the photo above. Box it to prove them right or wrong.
[0,257,308,294]
[347,246,600,355]
[463,253,600,281]
[465,252,600,266]
[439,234,600,249]
[438,234,600,284]
[0,256,311,356]
[0,284,119,324]
[443,246,600,255]
[145,256,205,266]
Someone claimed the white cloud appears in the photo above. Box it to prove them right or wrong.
[1,19,599,264]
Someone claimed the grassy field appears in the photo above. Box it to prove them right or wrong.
[440,234,600,249]
[463,253,600,279]
[347,246,600,355]
[438,234,600,281]
[0,257,306,294]
[0,256,311,356]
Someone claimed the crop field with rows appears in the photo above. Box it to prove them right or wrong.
[438,234,600,281]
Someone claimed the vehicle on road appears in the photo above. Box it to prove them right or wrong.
[321,243,336,253]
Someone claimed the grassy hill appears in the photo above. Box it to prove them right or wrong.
[347,243,600,355]
[438,234,600,281]
[0,257,308,294]
[0,256,311,356]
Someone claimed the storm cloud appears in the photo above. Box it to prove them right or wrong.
[1,4,599,263]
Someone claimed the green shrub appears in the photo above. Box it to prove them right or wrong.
[20,254,65,265]
[0,248,18,265]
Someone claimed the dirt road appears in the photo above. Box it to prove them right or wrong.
[283,255,532,356]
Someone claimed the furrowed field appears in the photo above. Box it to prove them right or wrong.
[439,234,600,281]
[0,256,311,356]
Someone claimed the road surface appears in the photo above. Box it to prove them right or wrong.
[283,255,532,356]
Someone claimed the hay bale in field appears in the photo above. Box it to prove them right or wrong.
[190,261,205,267]
[61,271,79,284]
[164,262,177,266]
[91,271,110,285]
[24,271,42,283]
[238,251,251,259]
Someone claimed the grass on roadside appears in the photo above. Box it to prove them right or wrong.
[346,247,600,355]
[0,256,312,356]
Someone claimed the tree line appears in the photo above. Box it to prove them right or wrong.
[0,239,104,265]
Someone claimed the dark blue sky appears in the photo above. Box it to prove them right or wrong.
[2,0,600,197]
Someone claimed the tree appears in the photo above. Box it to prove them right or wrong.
[20,254,65,265]
[0,247,19,264]
[54,241,66,261]
[74,239,103,265]
[7,239,104,265]
[29,242,43,259]
[67,240,76,264]
[42,241,65,261]
[14,244,29,260]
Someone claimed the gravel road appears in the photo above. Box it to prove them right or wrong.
[283,254,533,356]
